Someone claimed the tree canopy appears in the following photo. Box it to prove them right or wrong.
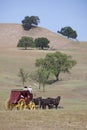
[34,37,50,49]
[22,16,40,30]
[36,51,77,81]
[58,26,77,39]
[17,36,34,50]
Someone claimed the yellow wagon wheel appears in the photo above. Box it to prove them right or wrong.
[16,99,27,110]
[5,100,14,110]
[27,101,36,110]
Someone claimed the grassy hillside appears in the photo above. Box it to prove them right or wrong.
[0,23,73,49]
[0,24,87,130]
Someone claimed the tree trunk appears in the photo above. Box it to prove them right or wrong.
[25,46,27,50]
[41,46,43,50]
[43,84,45,92]
[22,81,24,87]
[55,71,60,81]
[39,83,41,89]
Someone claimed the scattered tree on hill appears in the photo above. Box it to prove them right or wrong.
[22,16,40,30]
[18,68,29,87]
[17,36,34,50]
[34,37,50,49]
[57,26,77,39]
[36,51,77,81]
[36,67,49,91]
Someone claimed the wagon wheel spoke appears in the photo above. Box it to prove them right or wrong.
[27,101,36,110]
[17,99,26,110]
[5,100,14,110]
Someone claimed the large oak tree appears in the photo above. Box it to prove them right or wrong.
[17,36,34,50]
[58,26,77,39]
[34,37,50,49]
[36,51,77,81]
[22,16,40,30]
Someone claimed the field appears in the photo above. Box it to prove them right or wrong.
[0,24,87,129]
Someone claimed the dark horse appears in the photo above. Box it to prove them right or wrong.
[40,96,61,109]
[32,97,42,108]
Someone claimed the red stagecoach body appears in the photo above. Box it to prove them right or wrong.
[7,89,34,110]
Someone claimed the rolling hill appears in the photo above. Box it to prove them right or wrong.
[0,23,87,87]
[0,23,87,130]
[0,23,73,49]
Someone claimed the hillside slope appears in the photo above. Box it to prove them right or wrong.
[0,23,73,49]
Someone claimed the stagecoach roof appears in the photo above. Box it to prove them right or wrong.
[9,89,33,104]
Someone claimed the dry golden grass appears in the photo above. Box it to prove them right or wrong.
[0,24,87,129]
[0,110,87,130]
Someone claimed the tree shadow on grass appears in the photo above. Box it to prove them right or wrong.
[46,79,62,84]
[17,48,34,50]
[46,79,58,84]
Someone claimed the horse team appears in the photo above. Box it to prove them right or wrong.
[32,96,61,109]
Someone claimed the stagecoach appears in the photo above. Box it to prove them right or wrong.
[6,89,35,110]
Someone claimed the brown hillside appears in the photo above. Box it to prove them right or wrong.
[0,24,87,130]
[0,23,73,49]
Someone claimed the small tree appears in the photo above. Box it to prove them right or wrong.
[22,16,40,30]
[36,67,49,91]
[18,68,29,87]
[17,36,34,50]
[34,37,50,49]
[58,26,77,39]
